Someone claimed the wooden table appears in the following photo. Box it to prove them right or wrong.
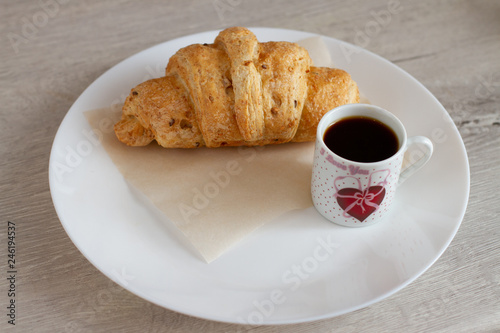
[1,0,499,331]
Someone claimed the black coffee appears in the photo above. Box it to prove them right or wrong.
[323,116,399,163]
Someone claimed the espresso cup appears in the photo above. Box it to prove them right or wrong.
[311,104,433,227]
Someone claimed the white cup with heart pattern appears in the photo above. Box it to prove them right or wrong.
[311,103,433,227]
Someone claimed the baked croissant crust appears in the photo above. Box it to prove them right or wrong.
[114,27,359,148]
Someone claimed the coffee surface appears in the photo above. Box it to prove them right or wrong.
[323,116,399,163]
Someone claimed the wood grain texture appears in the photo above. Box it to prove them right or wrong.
[1,0,499,332]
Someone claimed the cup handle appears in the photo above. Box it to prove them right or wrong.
[398,136,433,186]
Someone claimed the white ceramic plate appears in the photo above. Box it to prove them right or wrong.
[49,28,470,325]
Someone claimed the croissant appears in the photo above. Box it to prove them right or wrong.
[114,27,359,148]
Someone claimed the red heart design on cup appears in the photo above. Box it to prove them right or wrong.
[336,186,386,222]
